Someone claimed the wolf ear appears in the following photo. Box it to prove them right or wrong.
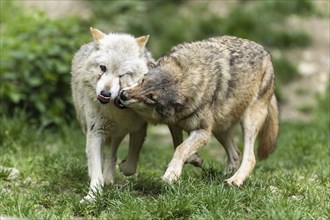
[147,60,157,69]
[135,35,149,48]
[90,27,106,41]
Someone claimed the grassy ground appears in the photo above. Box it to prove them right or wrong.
[0,92,329,219]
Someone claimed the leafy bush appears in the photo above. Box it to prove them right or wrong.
[0,2,89,127]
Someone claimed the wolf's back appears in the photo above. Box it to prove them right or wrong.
[71,43,94,78]
[165,36,272,111]
[71,43,96,133]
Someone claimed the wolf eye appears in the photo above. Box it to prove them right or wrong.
[100,65,107,73]
[147,94,156,101]
[144,93,157,105]
[119,72,133,79]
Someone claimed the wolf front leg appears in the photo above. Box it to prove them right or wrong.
[168,125,204,167]
[168,125,183,147]
[119,123,147,176]
[161,129,211,183]
[81,131,104,203]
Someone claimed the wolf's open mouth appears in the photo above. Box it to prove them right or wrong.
[114,97,127,109]
[97,95,111,104]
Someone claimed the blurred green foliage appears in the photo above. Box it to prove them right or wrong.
[90,0,314,102]
[221,7,311,49]
[90,0,313,57]
[0,1,89,127]
[260,0,315,16]
[0,0,316,127]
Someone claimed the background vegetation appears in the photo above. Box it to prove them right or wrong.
[1,0,315,126]
[0,0,329,219]
[0,1,89,127]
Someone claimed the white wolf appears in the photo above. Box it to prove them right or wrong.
[71,28,202,202]
[71,28,153,202]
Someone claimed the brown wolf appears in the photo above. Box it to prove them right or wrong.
[117,36,279,186]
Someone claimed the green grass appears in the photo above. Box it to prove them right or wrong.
[1,92,329,219]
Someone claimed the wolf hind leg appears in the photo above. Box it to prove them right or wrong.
[119,123,147,176]
[168,125,204,167]
[103,136,124,185]
[225,100,268,186]
[213,128,240,174]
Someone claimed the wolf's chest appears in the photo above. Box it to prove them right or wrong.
[96,106,145,136]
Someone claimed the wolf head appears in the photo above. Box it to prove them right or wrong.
[117,59,187,123]
[86,27,153,104]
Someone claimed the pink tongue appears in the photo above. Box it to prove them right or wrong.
[97,95,111,103]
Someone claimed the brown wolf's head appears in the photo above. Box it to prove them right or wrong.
[116,61,186,122]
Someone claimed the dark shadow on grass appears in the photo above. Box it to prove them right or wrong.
[130,175,164,198]
[45,161,89,201]
[199,163,228,183]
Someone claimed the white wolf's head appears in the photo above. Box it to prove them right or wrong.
[87,27,152,104]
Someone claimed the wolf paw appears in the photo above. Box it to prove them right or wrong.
[224,177,243,187]
[185,154,203,168]
[161,174,177,183]
[119,160,136,176]
[161,169,181,183]
[103,175,115,186]
[80,184,103,204]
[80,192,96,204]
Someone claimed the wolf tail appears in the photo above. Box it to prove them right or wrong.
[257,95,279,160]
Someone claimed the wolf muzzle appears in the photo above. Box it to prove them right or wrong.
[114,97,127,109]
[97,90,111,104]
[114,90,128,109]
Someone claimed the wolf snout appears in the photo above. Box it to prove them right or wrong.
[114,90,129,109]
[97,90,111,104]
[119,90,128,101]
[113,90,126,109]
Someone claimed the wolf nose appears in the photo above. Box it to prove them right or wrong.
[119,90,128,101]
[100,90,111,98]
